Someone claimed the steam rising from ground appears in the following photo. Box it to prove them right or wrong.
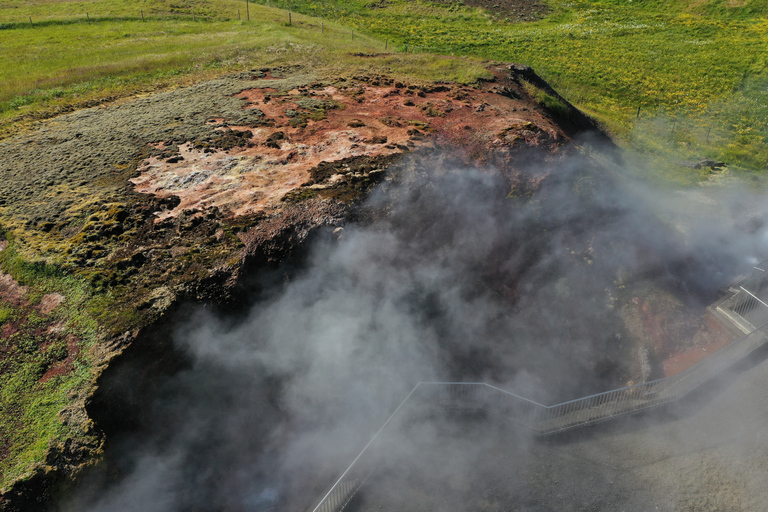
[60,146,768,511]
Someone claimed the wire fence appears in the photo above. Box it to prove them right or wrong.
[1,5,405,57]
[1,5,369,37]
[1,10,297,27]
[309,261,768,512]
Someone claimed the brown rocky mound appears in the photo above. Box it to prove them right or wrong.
[131,64,570,222]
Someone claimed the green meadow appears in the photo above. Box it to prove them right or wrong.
[0,2,499,137]
[0,4,346,126]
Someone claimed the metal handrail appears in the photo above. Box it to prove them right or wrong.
[308,385,420,512]
[739,288,768,311]
[308,263,768,512]
[739,259,768,292]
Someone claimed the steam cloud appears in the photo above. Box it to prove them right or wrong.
[59,144,768,511]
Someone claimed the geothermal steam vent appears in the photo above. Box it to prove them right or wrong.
[7,64,768,512]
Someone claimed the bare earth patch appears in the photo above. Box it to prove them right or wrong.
[431,0,549,21]
[0,272,28,306]
[39,335,80,384]
[37,293,65,315]
[662,334,733,377]
[131,68,562,221]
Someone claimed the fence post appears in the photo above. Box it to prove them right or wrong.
[246,0,250,21]
[141,9,144,21]
[385,37,388,50]
[192,7,195,21]
[86,12,90,22]
[238,8,240,20]
[289,12,292,25]
[29,16,33,27]
[322,21,324,33]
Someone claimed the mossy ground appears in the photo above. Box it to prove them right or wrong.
[0,241,101,489]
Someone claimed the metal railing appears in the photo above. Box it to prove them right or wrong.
[307,387,419,512]
[732,264,768,328]
[309,261,768,512]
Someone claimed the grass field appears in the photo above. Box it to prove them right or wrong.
[250,0,768,176]
[0,1,385,137]
[0,2,501,137]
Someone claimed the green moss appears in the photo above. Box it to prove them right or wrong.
[281,187,319,203]
[521,80,570,119]
[293,97,343,112]
[0,305,12,325]
[417,102,446,117]
[0,237,103,490]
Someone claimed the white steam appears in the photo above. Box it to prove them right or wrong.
[61,146,768,511]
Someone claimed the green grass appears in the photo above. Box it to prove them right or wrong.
[0,357,92,487]
[0,2,379,130]
[522,79,572,120]
[0,305,12,325]
[0,0,239,23]
[0,240,101,490]
[248,0,768,173]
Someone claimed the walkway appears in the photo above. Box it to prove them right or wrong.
[352,345,768,511]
